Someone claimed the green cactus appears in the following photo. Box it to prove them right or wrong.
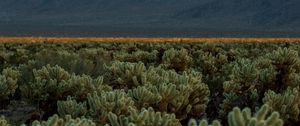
[128,85,162,109]
[263,87,300,124]
[189,104,283,126]
[220,59,259,118]
[21,65,110,102]
[105,61,147,89]
[188,119,221,126]
[29,114,96,126]
[114,50,159,64]
[265,47,300,90]
[20,65,71,104]
[227,104,283,126]
[107,107,180,126]
[0,67,20,101]
[65,75,112,100]
[57,97,88,118]
[193,51,228,75]
[0,116,10,126]
[87,90,135,124]
[162,48,192,72]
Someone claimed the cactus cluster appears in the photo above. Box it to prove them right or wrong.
[2,42,300,126]
[0,68,20,102]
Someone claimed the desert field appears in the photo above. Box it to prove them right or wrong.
[0,38,300,126]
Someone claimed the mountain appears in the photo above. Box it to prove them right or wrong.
[0,0,299,37]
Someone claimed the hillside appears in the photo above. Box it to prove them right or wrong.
[0,0,299,36]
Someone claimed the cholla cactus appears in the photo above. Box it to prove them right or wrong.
[0,67,20,101]
[65,75,112,99]
[228,104,283,126]
[105,61,146,89]
[162,48,192,71]
[223,59,258,93]
[30,114,96,126]
[20,65,71,104]
[265,48,300,90]
[21,64,110,102]
[144,70,210,120]
[128,85,162,109]
[188,119,221,126]
[220,59,259,118]
[114,50,159,64]
[107,107,180,126]
[0,116,10,126]
[33,64,71,83]
[193,51,228,75]
[189,104,283,126]
[57,97,88,118]
[263,87,300,124]
[87,90,135,124]
[35,49,108,76]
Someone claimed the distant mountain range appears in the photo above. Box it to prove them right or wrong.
[0,0,299,37]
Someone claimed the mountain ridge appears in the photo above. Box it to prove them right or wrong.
[0,0,299,36]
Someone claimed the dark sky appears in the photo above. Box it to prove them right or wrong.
[0,0,299,37]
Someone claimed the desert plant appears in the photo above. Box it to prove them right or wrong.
[0,67,20,102]
[107,107,180,126]
[105,61,147,89]
[162,48,192,72]
[87,90,135,124]
[189,104,283,126]
[57,97,88,118]
[0,116,10,126]
[263,87,300,124]
[188,119,221,126]
[29,114,96,126]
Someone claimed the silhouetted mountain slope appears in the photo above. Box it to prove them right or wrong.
[175,0,300,30]
[0,0,299,36]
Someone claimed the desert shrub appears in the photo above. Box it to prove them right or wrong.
[87,90,135,124]
[0,116,10,126]
[0,67,20,102]
[114,50,159,65]
[263,87,300,125]
[29,114,96,126]
[162,48,192,72]
[57,97,88,118]
[107,107,180,126]
[189,104,283,126]
[105,61,147,89]
[219,59,259,118]
[260,47,300,92]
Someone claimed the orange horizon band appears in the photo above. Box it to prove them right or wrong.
[0,37,300,43]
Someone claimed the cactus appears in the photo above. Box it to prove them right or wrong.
[0,67,20,101]
[189,104,283,126]
[114,50,159,64]
[265,47,300,90]
[188,119,221,126]
[65,75,112,100]
[263,87,300,124]
[57,97,88,118]
[29,114,96,126]
[20,65,71,104]
[220,59,259,118]
[87,90,135,124]
[228,104,283,126]
[107,107,180,126]
[0,116,10,126]
[162,48,192,72]
[128,85,162,109]
[105,61,147,89]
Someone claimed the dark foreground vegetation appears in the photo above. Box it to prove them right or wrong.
[0,41,300,126]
